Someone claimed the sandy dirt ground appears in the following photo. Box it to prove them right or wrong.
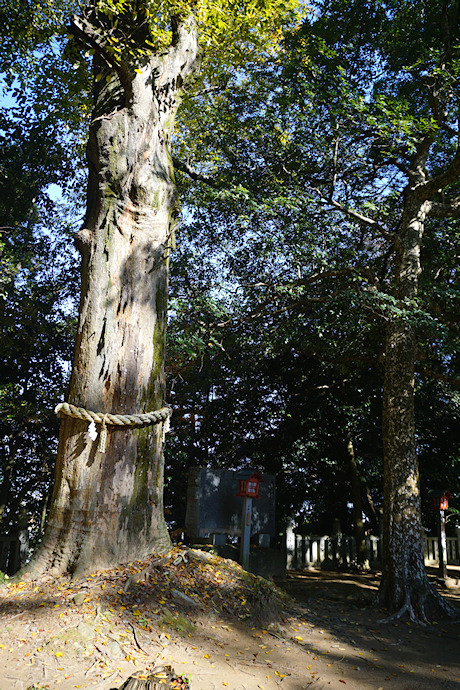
[0,550,459,690]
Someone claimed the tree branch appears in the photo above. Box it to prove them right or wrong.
[70,13,133,102]
[169,12,201,81]
[213,292,338,328]
[427,198,460,218]
[318,194,397,244]
[172,156,218,187]
[70,14,118,69]
[413,66,460,200]
[238,266,378,291]
[417,365,460,390]
[209,267,378,328]
[417,147,460,200]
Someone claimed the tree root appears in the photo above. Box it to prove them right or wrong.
[113,665,191,689]
[122,555,170,592]
[378,592,426,625]
[128,622,152,654]
[378,580,459,624]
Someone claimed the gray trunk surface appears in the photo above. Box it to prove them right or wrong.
[379,194,455,619]
[28,14,200,577]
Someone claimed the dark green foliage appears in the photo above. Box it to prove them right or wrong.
[0,2,85,542]
[0,208,78,540]
[167,0,460,542]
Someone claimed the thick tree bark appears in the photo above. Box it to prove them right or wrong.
[26,12,200,577]
[378,195,456,620]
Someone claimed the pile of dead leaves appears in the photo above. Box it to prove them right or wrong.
[118,546,290,625]
[0,547,295,689]
[1,546,290,634]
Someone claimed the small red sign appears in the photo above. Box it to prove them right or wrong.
[430,491,451,511]
[236,472,264,498]
[440,496,449,510]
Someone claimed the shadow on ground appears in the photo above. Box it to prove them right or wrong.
[1,552,459,689]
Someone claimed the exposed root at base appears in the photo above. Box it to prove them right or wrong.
[378,582,459,624]
[378,592,428,625]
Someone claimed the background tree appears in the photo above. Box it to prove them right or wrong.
[165,198,386,552]
[0,214,77,545]
[170,0,460,619]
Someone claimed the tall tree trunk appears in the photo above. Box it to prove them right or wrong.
[363,482,380,535]
[346,434,368,568]
[25,12,200,578]
[378,194,455,620]
[0,444,16,527]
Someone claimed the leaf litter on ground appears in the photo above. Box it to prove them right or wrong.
[1,551,460,690]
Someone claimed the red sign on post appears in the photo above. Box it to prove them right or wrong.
[429,490,451,511]
[246,478,259,498]
[236,472,264,498]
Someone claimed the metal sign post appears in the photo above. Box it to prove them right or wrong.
[235,471,264,571]
[428,489,451,582]
[438,508,448,581]
[240,496,252,571]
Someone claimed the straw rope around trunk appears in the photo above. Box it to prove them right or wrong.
[55,402,172,453]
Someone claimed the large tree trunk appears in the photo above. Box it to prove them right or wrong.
[378,195,455,620]
[26,11,200,578]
